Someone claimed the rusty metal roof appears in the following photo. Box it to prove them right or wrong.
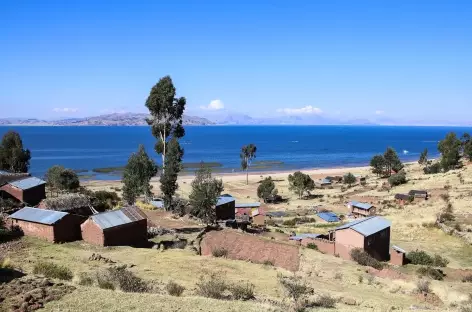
[235,202,260,208]
[91,206,146,230]
[9,177,46,190]
[9,207,68,225]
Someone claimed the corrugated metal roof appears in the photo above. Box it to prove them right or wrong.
[150,200,164,208]
[395,194,410,200]
[348,201,373,210]
[235,202,260,208]
[392,245,406,253]
[289,233,320,241]
[9,177,46,190]
[335,216,391,236]
[91,207,145,230]
[317,212,340,222]
[409,190,428,195]
[9,207,67,225]
[320,179,332,184]
[217,195,235,206]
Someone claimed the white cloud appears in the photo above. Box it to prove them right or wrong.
[200,99,225,110]
[276,105,323,116]
[52,107,79,113]
[375,110,384,115]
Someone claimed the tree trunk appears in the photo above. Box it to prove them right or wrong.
[246,169,248,185]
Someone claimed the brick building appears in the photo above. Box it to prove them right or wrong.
[81,206,147,247]
[0,176,46,205]
[7,207,84,243]
[390,245,407,266]
[347,201,376,218]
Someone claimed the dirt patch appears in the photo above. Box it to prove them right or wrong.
[414,292,443,306]
[0,275,75,311]
[368,267,409,280]
[142,210,201,230]
[200,229,300,271]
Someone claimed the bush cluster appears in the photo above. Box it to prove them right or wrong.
[166,281,185,297]
[211,248,228,258]
[92,266,150,293]
[33,261,73,281]
[417,266,445,281]
[196,274,255,301]
[306,243,318,250]
[388,172,407,187]
[350,248,383,270]
[407,250,449,267]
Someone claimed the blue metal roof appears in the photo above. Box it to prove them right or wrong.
[335,216,391,236]
[217,195,235,206]
[0,170,8,175]
[9,177,46,190]
[150,200,164,208]
[317,212,340,222]
[235,202,260,208]
[9,207,67,225]
[321,179,332,184]
[349,201,373,210]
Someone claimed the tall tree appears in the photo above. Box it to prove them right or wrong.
[45,165,80,194]
[343,172,356,187]
[384,147,403,176]
[160,138,183,211]
[257,176,278,202]
[464,140,472,162]
[122,145,158,205]
[438,132,461,171]
[418,148,428,166]
[288,171,315,199]
[0,131,31,173]
[240,144,257,185]
[145,76,186,171]
[370,155,386,177]
[189,166,224,225]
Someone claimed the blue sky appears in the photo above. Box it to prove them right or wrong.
[1,0,471,123]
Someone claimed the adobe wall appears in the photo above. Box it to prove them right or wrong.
[103,219,148,246]
[10,219,54,242]
[302,238,335,255]
[23,185,46,205]
[53,214,85,242]
[335,228,365,260]
[201,229,300,271]
[0,185,23,202]
[253,214,265,226]
[81,219,105,246]
[390,249,405,266]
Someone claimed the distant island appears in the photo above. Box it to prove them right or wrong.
[0,113,214,126]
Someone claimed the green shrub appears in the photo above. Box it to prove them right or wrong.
[166,281,185,297]
[433,254,449,267]
[282,219,297,227]
[292,217,316,224]
[229,282,255,300]
[407,251,434,266]
[424,163,441,174]
[275,229,284,233]
[350,248,383,270]
[263,260,274,266]
[196,273,228,299]
[107,267,149,293]
[306,243,318,250]
[388,173,407,187]
[278,276,312,302]
[33,261,73,281]
[212,248,228,258]
[417,266,445,280]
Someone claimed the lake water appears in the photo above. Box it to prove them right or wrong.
[0,125,470,180]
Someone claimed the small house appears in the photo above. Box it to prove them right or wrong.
[347,201,376,218]
[7,207,84,243]
[390,245,406,266]
[0,176,46,205]
[316,178,332,188]
[149,199,164,209]
[334,216,391,261]
[325,176,343,183]
[394,194,412,205]
[81,206,147,247]
[251,208,265,226]
[408,190,428,199]
[216,195,236,220]
[317,212,340,223]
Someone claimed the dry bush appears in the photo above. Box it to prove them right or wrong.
[196,273,228,299]
[462,275,472,283]
[43,193,90,211]
[229,282,255,300]
[279,275,313,302]
[366,274,375,285]
[312,295,337,308]
[95,266,149,293]
[416,279,431,293]
[306,243,318,250]
[33,261,73,281]
[78,272,94,286]
[263,260,274,266]
[417,266,445,281]
[166,280,185,297]
[334,272,342,280]
[211,247,228,258]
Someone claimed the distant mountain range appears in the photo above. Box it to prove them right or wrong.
[0,113,214,126]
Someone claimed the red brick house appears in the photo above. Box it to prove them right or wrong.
[0,176,46,205]
[81,206,147,247]
[390,245,406,266]
[394,193,413,205]
[347,201,376,218]
[7,207,84,243]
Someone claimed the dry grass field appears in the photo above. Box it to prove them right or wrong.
[4,162,472,311]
